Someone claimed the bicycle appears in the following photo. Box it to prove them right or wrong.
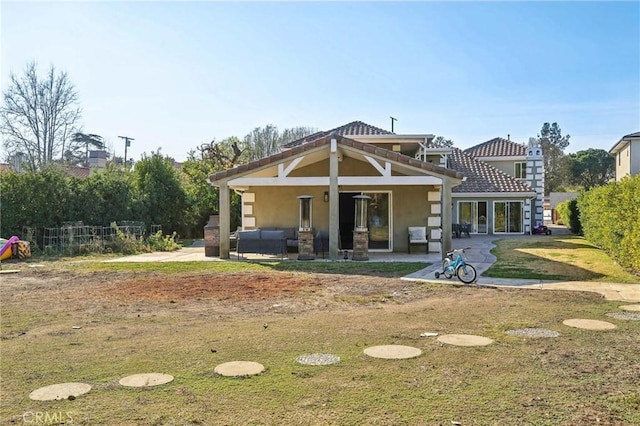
[434,248,477,284]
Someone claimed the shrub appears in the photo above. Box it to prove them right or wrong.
[556,198,581,234]
[147,231,180,252]
[108,222,148,255]
[578,175,640,274]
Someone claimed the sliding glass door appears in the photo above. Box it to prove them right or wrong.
[458,201,488,234]
[367,192,390,250]
[494,201,523,233]
[339,191,391,250]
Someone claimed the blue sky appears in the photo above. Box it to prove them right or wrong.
[2,1,639,162]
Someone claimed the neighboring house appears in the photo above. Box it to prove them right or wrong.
[208,121,544,260]
[609,131,640,181]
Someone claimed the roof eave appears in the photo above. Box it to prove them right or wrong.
[453,191,537,198]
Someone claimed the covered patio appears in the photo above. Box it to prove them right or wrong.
[208,135,464,261]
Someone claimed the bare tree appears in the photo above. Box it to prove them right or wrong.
[199,137,249,169]
[0,62,82,171]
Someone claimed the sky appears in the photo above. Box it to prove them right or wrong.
[1,1,639,163]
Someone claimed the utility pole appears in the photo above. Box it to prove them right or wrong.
[390,116,397,133]
[118,136,134,168]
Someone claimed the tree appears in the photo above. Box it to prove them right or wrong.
[199,137,249,169]
[244,124,316,160]
[430,136,454,148]
[538,122,571,194]
[0,62,82,171]
[132,150,187,233]
[279,126,318,146]
[569,148,615,190]
[244,124,281,160]
[66,132,104,166]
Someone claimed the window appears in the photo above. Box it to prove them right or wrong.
[515,162,527,179]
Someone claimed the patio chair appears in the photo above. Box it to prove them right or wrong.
[314,230,330,258]
[407,226,428,254]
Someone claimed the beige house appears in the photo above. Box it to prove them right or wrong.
[208,121,545,260]
[609,131,640,181]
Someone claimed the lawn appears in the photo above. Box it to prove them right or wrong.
[1,262,639,425]
[484,235,640,283]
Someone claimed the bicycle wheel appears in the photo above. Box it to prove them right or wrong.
[456,263,477,284]
[443,259,453,279]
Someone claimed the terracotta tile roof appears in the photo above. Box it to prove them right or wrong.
[209,135,463,184]
[283,121,394,148]
[449,148,534,194]
[66,166,90,179]
[464,137,526,158]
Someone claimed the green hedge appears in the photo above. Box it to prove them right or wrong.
[555,198,581,234]
[577,175,640,274]
[0,155,242,246]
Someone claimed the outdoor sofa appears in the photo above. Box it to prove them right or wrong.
[236,229,288,259]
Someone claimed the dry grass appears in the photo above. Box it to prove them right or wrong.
[485,236,640,283]
[1,267,639,425]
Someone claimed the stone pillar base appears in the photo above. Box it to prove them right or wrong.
[352,230,369,261]
[204,215,220,257]
[297,230,315,260]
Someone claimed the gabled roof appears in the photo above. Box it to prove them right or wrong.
[209,135,463,184]
[449,148,534,194]
[610,131,640,154]
[283,121,394,148]
[464,137,526,158]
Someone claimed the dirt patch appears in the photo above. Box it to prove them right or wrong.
[101,272,322,302]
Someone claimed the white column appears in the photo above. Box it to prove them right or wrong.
[329,138,340,260]
[219,182,230,259]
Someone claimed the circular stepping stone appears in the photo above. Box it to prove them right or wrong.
[505,328,560,338]
[563,319,617,330]
[214,361,264,377]
[620,304,640,312]
[29,382,91,401]
[363,345,422,359]
[437,334,494,347]
[606,312,640,321]
[296,353,340,366]
[119,373,174,387]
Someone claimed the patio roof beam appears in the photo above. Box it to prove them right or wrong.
[228,176,443,187]
[277,157,305,178]
[364,155,391,177]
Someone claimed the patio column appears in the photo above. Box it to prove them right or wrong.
[218,182,231,259]
[329,137,339,260]
[441,178,453,259]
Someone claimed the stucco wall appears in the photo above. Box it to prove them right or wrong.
[244,184,436,252]
[483,159,521,177]
[615,143,631,181]
[632,140,640,176]
[452,197,534,234]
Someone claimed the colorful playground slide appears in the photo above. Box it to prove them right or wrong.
[1,236,21,261]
